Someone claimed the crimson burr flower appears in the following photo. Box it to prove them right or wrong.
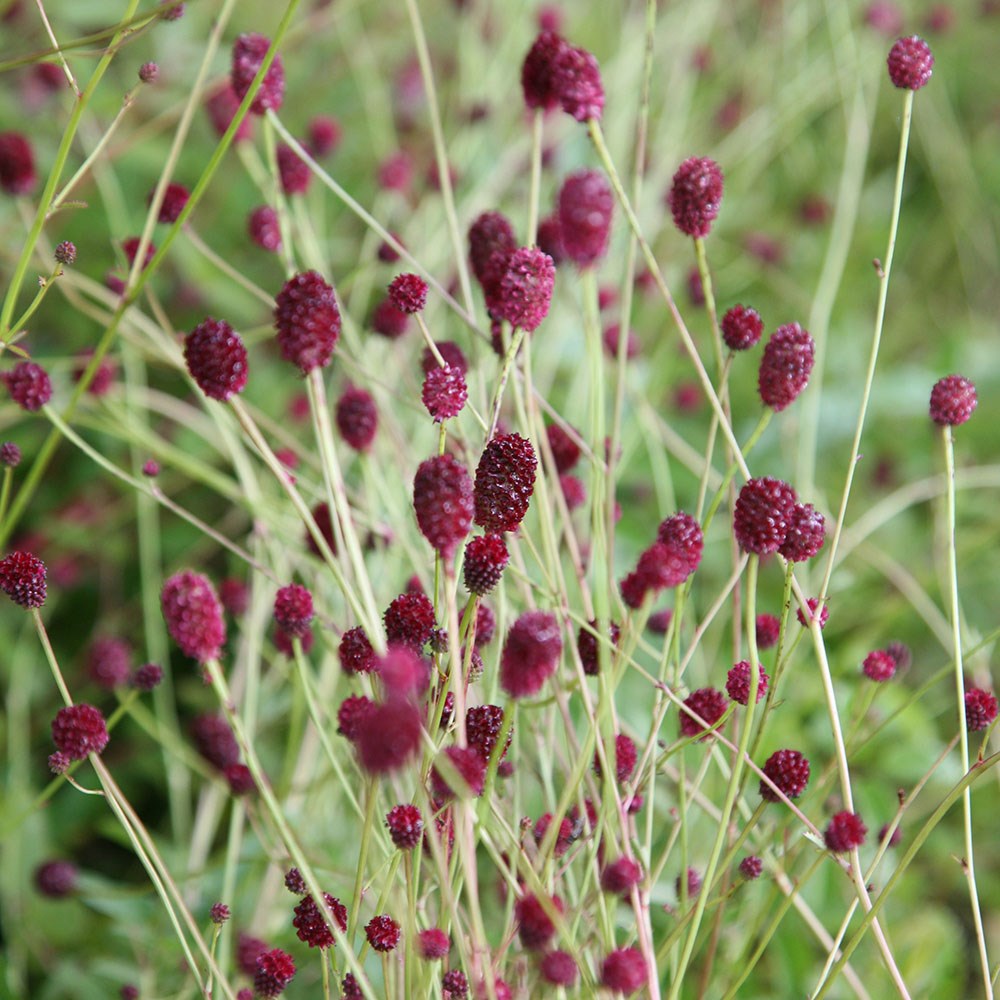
[284,867,307,894]
[384,591,436,649]
[54,242,76,266]
[3,361,52,411]
[887,36,934,90]
[521,31,568,110]
[161,570,226,662]
[292,893,347,948]
[721,304,763,351]
[0,132,37,196]
[679,687,728,740]
[307,115,341,157]
[797,597,829,629]
[468,212,517,287]
[667,157,724,238]
[422,363,468,421]
[929,374,977,426]
[463,534,509,596]
[541,950,578,987]
[726,660,769,705]
[862,649,896,682]
[254,948,295,997]
[515,893,563,950]
[473,433,538,533]
[759,748,810,802]
[356,698,422,774]
[442,970,468,997]
[733,476,797,555]
[388,273,428,314]
[739,855,763,879]
[190,714,239,769]
[335,385,378,451]
[965,688,998,731]
[336,694,374,741]
[758,323,815,411]
[51,703,109,760]
[557,169,613,267]
[492,247,555,332]
[370,296,409,338]
[236,933,268,977]
[552,43,604,121]
[277,143,310,195]
[148,182,189,224]
[756,613,781,649]
[546,423,581,473]
[248,205,282,251]
[778,502,825,562]
[824,811,867,852]
[593,732,638,783]
[375,645,427,698]
[413,454,474,558]
[366,914,401,953]
[600,947,647,995]
[231,33,284,115]
[338,626,376,674]
[577,619,621,676]
[466,704,511,761]
[0,550,47,608]
[132,662,164,691]
[657,511,704,578]
[34,859,78,897]
[205,84,253,141]
[386,804,424,849]
[418,928,450,959]
[273,583,313,638]
[421,341,468,375]
[431,745,487,799]
[500,610,562,698]
[86,635,131,689]
[677,867,702,900]
[274,270,341,374]
[184,318,248,401]
[601,857,642,896]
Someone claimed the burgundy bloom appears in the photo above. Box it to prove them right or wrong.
[0,132,37,196]
[546,423,581,473]
[254,948,295,997]
[3,361,52,411]
[336,694,374,741]
[463,534,509,596]
[593,732,638,783]
[759,748,810,802]
[733,477,797,555]
[205,84,253,140]
[231,33,284,115]
[418,928,450,959]
[236,933,268,977]
[600,947,647,995]
[500,611,562,698]
[421,341,468,375]
[557,169,613,267]
[148,182,189,224]
[515,893,563,950]
[721,304,763,351]
[676,866,702,900]
[248,205,282,251]
[384,591,436,649]
[122,236,155,271]
[388,273,428,314]
[132,663,164,691]
[442,970,468,998]
[219,577,249,616]
[540,950,578,986]
[536,213,565,265]
[54,242,76,266]
[375,645,427,698]
[668,157,724,237]
[210,902,231,924]
[422,363,468,421]
[473,433,538,533]
[339,626,376,674]
[466,704,511,762]
[521,31,568,110]
[0,550,47,608]
[34,859,78,898]
[601,856,642,896]
[824,811,867,852]
[190,714,239,770]
[224,763,255,795]
[862,649,896,682]
[552,43,604,122]
[335,385,378,451]
[356,698,422,774]
[657,511,704,578]
[274,271,341,374]
[965,688,998,731]
[929,374,977,426]
[184,318,248,401]
[284,867,307,894]
[366,914,401,952]
[725,660,769,705]
[307,115,341,157]
[577,619,621,676]
[72,348,115,396]
[431,745,487,799]
[413,454,474,558]
[778,502,825,562]
[468,212,517,287]
[756,613,781,649]
[887,35,934,89]
[758,323,815,411]
[273,583,314,638]
[739,855,763,879]
[679,687,728,740]
[492,247,555,332]
[386,803,424,849]
[796,597,829,629]
[160,570,226,662]
[277,143,310,195]
[51,703,109,760]
[292,893,347,948]
[370,295,410,338]
[86,635,131,689]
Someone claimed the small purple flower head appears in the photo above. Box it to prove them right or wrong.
[51,703,109,760]
[139,61,159,84]
[469,212,517,288]
[668,157,724,238]
[356,698,423,774]
[273,583,314,638]
[231,33,284,115]
[557,169,613,267]
[492,247,555,332]
[796,597,829,630]
[755,613,781,649]
[725,660,769,705]
[500,610,562,698]
[552,43,605,122]
[862,649,896,682]
[739,855,763,879]
[733,477,797,555]
[34,859,78,898]
[721,304,763,351]
[540,949,578,986]
[211,902,231,924]
[601,856,643,897]
[759,748,810,802]
[473,433,538,533]
[0,550,47,608]
[307,115,341,157]
[463,534,509,596]
[86,635,131,689]
[778,502,825,562]
[521,31,569,110]
[515,892,564,950]
[600,947,647,995]
[388,273,428,314]
[253,948,295,997]
[132,662,164,691]
[205,84,253,141]
[758,323,815,411]
[419,928,450,959]
[422,364,467,421]
[3,361,52,411]
[965,688,998,731]
[339,626,376,674]
[384,591,436,649]
[274,271,341,374]
[679,687,728,740]
[929,374,977,426]
[249,205,282,252]
[430,745,487,800]
[824,810,867,852]
[413,454,474,558]
[386,803,424,849]
[887,36,934,90]
[335,385,378,451]
[0,132,37,196]
[54,241,77,266]
[184,318,248,401]
[366,914,401,952]
[160,570,226,663]
[277,144,310,195]
[152,182,189,224]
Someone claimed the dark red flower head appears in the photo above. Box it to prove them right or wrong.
[514,892,564,950]
[356,698,422,774]
[758,323,815,411]
[668,157,724,238]
[388,273,428,314]
[577,619,621,676]
[601,857,642,897]
[862,649,896,682]
[184,318,248,401]
[965,688,998,731]
[466,704,511,762]
[292,892,347,949]
[86,635,131,689]
[231,33,284,115]
[755,613,781,649]
[413,453,474,558]
[51,703,109,760]
[0,132,37,196]
[190,713,239,770]
[274,271,341,374]
[161,570,226,662]
[0,550,47,608]
[521,31,569,110]
[335,385,378,451]
[273,583,314,638]
[657,511,704,579]
[419,928,450,959]
[557,169,613,267]
[248,205,282,252]
[552,43,604,122]
[206,84,253,141]
[474,433,538,533]
[500,610,562,698]
[541,950,579,986]
[384,591,436,649]
[386,803,424,849]
[600,947,647,995]
[3,361,52,411]
[468,212,517,287]
[733,476,797,555]
[546,423,581,473]
[463,534,509,596]
[721,304,763,351]
[929,374,976,426]
[277,143,310,195]
[796,597,829,629]
[726,660,769,705]
[824,810,867,852]
[422,364,468,421]
[759,748,810,801]
[366,915,401,953]
[151,182,189,224]
[680,687,728,740]
[887,36,934,89]
[34,859,78,897]
[778,502,825,562]
[339,626,376,674]
[491,247,555,332]
[739,855,763,879]
[254,948,295,997]
[431,745,487,800]
[307,115,341,157]
[336,694,374,741]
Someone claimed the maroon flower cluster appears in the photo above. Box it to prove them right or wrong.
[0,132,37,195]
[758,323,815,411]
[759,748,810,802]
[3,361,52,411]
[183,318,248,401]
[386,803,423,849]
[500,611,562,698]
[557,169,613,267]
[725,660,769,705]
[231,33,284,115]
[679,687,728,740]
[366,914,401,952]
[413,454,474,558]
[0,550,47,608]
[473,433,537,534]
[388,273,428,314]
[422,363,468,421]
[254,948,295,997]
[274,271,341,374]
[273,583,314,638]
[721,304,763,351]
[887,36,934,90]
[466,704,511,762]
[339,626,376,674]
[521,32,604,121]
[515,893,564,950]
[335,385,378,451]
[965,688,998,731]
[51,703,109,760]
[463,534,509,596]
[824,811,867,852]
[667,157,724,238]
[292,892,347,949]
[160,570,226,663]
[733,477,797,555]
[929,374,976,426]
[862,649,896,682]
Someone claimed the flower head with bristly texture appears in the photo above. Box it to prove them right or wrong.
[500,611,562,698]
[160,570,225,662]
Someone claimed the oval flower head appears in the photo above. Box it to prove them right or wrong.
[161,570,226,662]
[500,610,562,698]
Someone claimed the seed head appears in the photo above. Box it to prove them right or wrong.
[431,745,487,799]
[366,914,401,952]
[184,318,248,401]
[515,893,564,950]
[468,212,517,287]
[307,115,341,157]
[54,241,77,265]
[0,550,47,608]
[3,361,52,411]
[132,662,164,691]
[929,374,976,426]
[336,694,374,741]
[887,35,934,90]
[274,271,340,374]
[442,970,469,998]
[292,893,347,949]
[552,43,604,122]
[474,433,538,533]
[466,704,511,762]
[680,687,728,740]
[577,619,621,676]
[277,144,310,195]
[600,947,647,995]
[0,132,37,196]
[422,363,468,422]
[463,534,509,596]
[152,182,189,224]
[419,928,450,959]
[339,626,376,674]
[388,273,428,314]
[413,454,474,558]
[779,502,825,562]
[190,714,239,770]
[546,423,580,473]
[824,811,867,852]
[231,34,284,115]
[86,635,131,689]
[726,660,769,705]
[248,205,282,252]
[335,385,378,451]
[965,688,998,731]
[668,157,724,238]
[557,169,613,267]
[733,476,797,555]
[51,703,109,760]
[796,597,829,629]
[492,248,555,332]
[721,304,763,350]
[356,698,422,774]
[254,948,295,997]
[540,950,578,986]
[521,31,568,110]
[386,804,424,849]
[756,613,780,649]
[657,511,704,578]
[500,611,562,698]
[758,323,815,411]
[384,591,436,649]
[601,857,642,897]
[862,649,896,682]
[760,748,810,801]
[273,583,314,638]
[739,855,763,880]
[160,570,226,662]
[1,442,21,467]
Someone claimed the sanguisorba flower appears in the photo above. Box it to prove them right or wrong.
[473,433,538,533]
[500,610,562,698]
[413,454,474,558]
[758,323,815,411]
[274,271,341,375]
[557,169,613,268]
[231,33,284,114]
[0,550,47,608]
[161,570,226,663]
[887,35,934,90]
[667,157,724,238]
[184,318,248,401]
